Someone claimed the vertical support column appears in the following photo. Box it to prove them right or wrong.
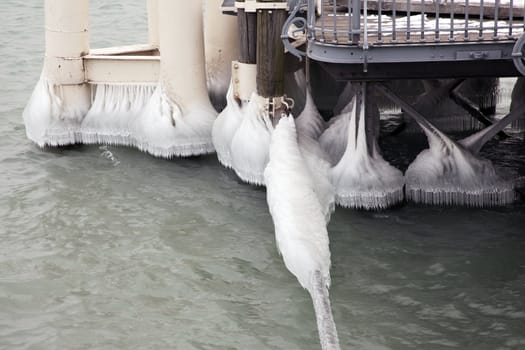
[256,0,287,99]
[231,0,258,103]
[510,77,525,131]
[44,0,89,85]
[24,0,91,147]
[204,0,239,109]
[238,1,258,65]
[158,0,213,113]
[147,0,159,48]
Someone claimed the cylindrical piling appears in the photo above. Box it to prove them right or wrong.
[237,1,258,65]
[24,0,91,147]
[44,0,89,85]
[158,0,213,112]
[147,0,159,48]
[256,0,287,99]
[204,0,239,109]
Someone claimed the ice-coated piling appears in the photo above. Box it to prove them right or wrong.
[379,84,517,207]
[331,86,405,210]
[228,0,288,185]
[24,0,91,147]
[265,116,340,350]
[204,0,239,110]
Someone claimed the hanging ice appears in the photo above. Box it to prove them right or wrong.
[331,90,405,210]
[212,82,245,168]
[265,116,340,350]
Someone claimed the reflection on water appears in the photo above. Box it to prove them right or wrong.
[0,1,524,349]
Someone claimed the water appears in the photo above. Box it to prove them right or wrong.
[1,1,524,349]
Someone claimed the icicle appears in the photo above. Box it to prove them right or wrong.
[296,86,327,140]
[510,77,525,132]
[264,116,340,350]
[132,85,216,158]
[212,81,245,168]
[81,83,216,158]
[299,136,336,222]
[81,84,156,146]
[331,94,405,210]
[230,93,273,185]
[23,79,90,147]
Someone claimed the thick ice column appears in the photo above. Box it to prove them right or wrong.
[24,0,91,146]
[204,0,239,109]
[147,0,159,48]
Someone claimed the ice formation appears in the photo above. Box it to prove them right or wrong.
[81,83,155,146]
[23,79,90,147]
[81,83,216,158]
[319,101,352,166]
[295,87,335,221]
[133,85,216,157]
[230,93,273,185]
[264,116,340,350]
[295,86,326,140]
[212,82,245,168]
[331,95,405,210]
[405,110,518,207]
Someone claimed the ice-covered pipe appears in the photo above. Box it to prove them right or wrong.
[24,0,91,147]
[379,85,518,207]
[212,1,258,170]
[265,116,340,350]
[204,0,239,110]
[131,0,217,157]
[147,0,159,48]
[331,87,405,210]
[510,77,525,131]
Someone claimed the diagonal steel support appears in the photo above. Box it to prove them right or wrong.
[449,89,509,140]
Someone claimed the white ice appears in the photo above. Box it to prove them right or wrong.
[212,81,245,168]
[23,79,90,147]
[81,83,216,158]
[406,113,516,206]
[230,93,273,185]
[264,115,340,350]
[331,96,405,210]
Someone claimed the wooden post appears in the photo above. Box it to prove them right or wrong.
[256,0,287,98]
[237,0,257,65]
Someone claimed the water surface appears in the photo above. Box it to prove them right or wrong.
[1,1,524,349]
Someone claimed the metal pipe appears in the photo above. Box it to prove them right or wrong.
[465,0,469,39]
[378,0,383,43]
[147,0,159,48]
[44,0,90,85]
[479,0,484,40]
[407,0,411,41]
[494,0,499,39]
[392,0,397,42]
[450,0,455,41]
[421,0,425,41]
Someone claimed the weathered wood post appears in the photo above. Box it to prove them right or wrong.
[232,0,258,103]
[24,0,91,147]
[256,0,287,118]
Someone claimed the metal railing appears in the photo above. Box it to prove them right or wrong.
[308,0,525,46]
